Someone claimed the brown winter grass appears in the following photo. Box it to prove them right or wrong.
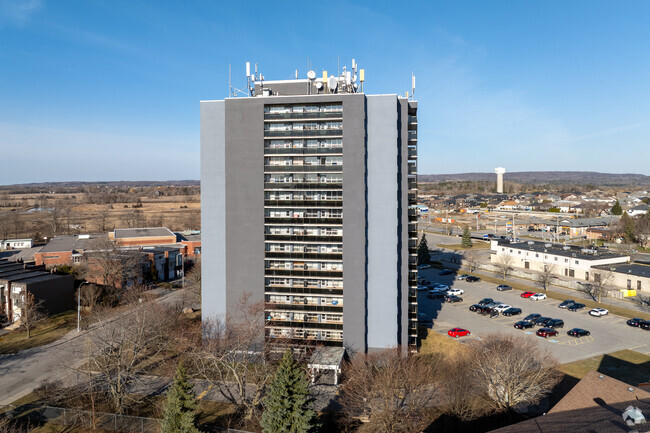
[0,310,76,355]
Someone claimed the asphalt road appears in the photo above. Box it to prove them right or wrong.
[417,268,650,363]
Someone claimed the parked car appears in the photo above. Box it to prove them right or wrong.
[493,304,512,313]
[448,328,471,338]
[486,301,502,308]
[567,303,586,312]
[465,276,481,282]
[641,321,650,331]
[521,291,536,298]
[514,320,534,329]
[417,313,428,322]
[469,304,482,312]
[445,295,463,303]
[546,319,565,329]
[478,298,494,306]
[429,284,449,291]
[530,293,547,301]
[418,278,430,285]
[446,288,465,296]
[496,284,512,291]
[418,264,431,270]
[439,269,453,275]
[534,317,553,327]
[502,307,522,316]
[558,300,576,309]
[475,305,493,315]
[523,313,542,323]
[417,285,429,292]
[589,308,609,317]
[536,328,558,338]
[567,328,590,337]
[627,318,647,327]
[428,291,445,299]
[457,274,470,280]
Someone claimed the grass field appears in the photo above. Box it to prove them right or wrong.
[418,326,466,359]
[559,349,650,386]
[435,242,491,251]
[0,310,76,355]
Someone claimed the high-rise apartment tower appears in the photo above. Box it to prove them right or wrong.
[201,63,418,353]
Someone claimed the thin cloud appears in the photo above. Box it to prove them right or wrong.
[0,0,43,27]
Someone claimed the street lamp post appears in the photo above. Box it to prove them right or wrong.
[77,281,91,332]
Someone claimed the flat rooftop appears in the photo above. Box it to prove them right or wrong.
[114,227,175,239]
[502,240,629,261]
[593,262,650,278]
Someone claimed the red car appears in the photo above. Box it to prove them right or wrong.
[448,328,471,338]
[521,291,536,298]
[536,328,558,338]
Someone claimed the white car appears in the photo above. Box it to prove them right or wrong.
[530,293,547,301]
[493,303,512,312]
[431,284,450,291]
[417,285,429,292]
[446,288,464,296]
[589,308,609,317]
[457,274,470,280]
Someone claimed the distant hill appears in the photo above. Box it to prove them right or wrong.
[419,171,650,186]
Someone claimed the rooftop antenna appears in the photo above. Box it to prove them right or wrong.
[295,69,298,79]
[359,68,365,93]
[411,73,415,100]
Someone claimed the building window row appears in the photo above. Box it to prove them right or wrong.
[266,227,342,236]
[265,122,342,132]
[266,311,343,323]
[265,174,342,183]
[265,105,342,114]
[266,278,343,289]
[265,209,342,218]
[268,328,343,341]
[266,294,343,306]
[265,156,342,166]
[266,243,342,253]
[265,191,342,201]
[265,139,342,149]
[266,261,343,271]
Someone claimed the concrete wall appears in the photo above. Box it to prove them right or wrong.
[341,94,368,353]
[366,95,399,350]
[200,100,227,322]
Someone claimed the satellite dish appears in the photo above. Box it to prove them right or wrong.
[353,82,358,89]
[307,70,316,80]
[328,75,338,90]
[315,81,323,90]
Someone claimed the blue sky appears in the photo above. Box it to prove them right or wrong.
[1,0,650,184]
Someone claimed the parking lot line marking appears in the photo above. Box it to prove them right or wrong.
[547,339,559,343]
[628,344,647,351]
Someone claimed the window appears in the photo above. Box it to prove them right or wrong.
[575,260,579,265]
[638,281,642,290]
[554,257,558,261]
[564,258,568,263]
[627,279,632,289]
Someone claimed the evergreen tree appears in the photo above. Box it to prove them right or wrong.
[417,234,430,265]
[611,200,623,215]
[461,226,473,248]
[261,350,315,433]
[161,362,201,433]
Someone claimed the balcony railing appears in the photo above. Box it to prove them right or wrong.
[264,111,342,120]
[264,217,342,225]
[265,269,343,278]
[408,130,417,140]
[264,199,342,207]
[264,302,343,313]
[264,165,343,173]
[264,147,343,155]
[265,251,342,260]
[408,148,417,159]
[265,286,343,296]
[264,234,342,243]
[264,130,342,138]
[264,182,342,190]
[265,319,343,330]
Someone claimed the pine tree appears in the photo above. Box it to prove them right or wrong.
[261,350,315,433]
[461,226,473,248]
[611,200,623,215]
[161,362,201,433]
[417,234,430,265]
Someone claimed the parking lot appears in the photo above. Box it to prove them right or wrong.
[417,268,650,363]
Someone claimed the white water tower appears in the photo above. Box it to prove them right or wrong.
[495,167,506,193]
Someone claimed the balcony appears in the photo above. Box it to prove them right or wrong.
[264,129,342,138]
[264,234,342,243]
[264,217,342,225]
[265,286,343,296]
[264,147,343,155]
[264,182,342,190]
[264,165,343,173]
[265,251,342,260]
[408,130,417,141]
[264,111,342,120]
[408,148,417,159]
[408,115,417,124]
[265,269,343,278]
[264,302,343,313]
[264,199,342,208]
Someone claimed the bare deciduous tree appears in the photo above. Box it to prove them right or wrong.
[536,263,557,291]
[81,237,143,291]
[18,292,48,339]
[440,349,494,421]
[463,249,479,273]
[494,253,514,281]
[81,302,172,414]
[192,294,272,425]
[632,294,650,311]
[185,260,201,304]
[468,334,560,411]
[580,268,614,303]
[339,349,440,433]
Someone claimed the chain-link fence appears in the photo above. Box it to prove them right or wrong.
[0,404,160,433]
